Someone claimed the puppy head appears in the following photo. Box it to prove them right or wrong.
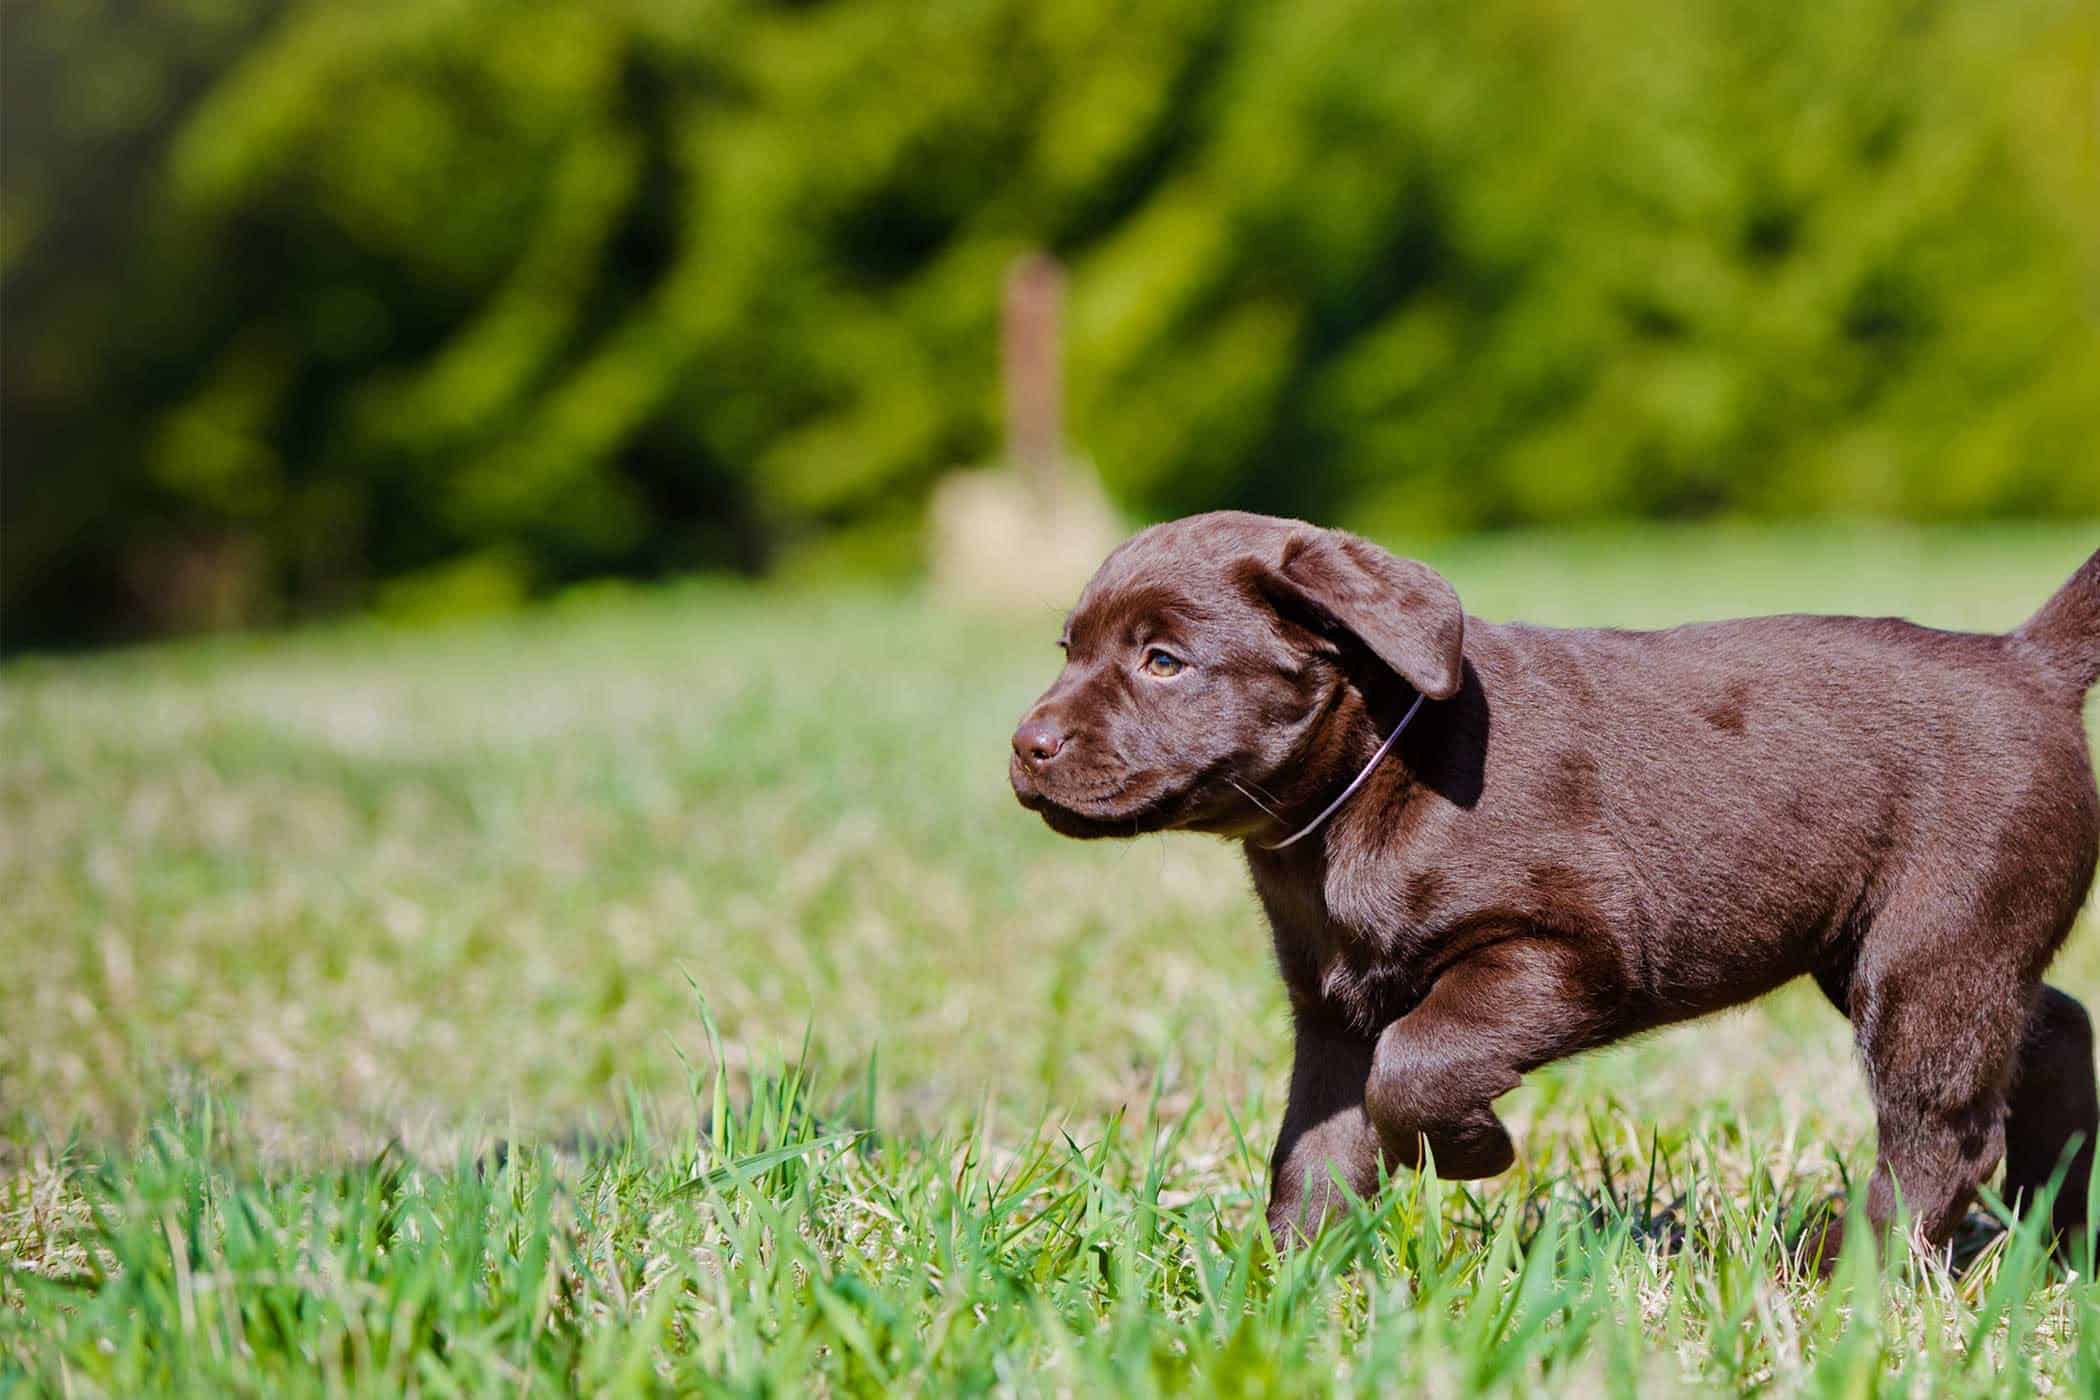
[1009,511,1463,840]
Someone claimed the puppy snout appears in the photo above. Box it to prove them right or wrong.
[1013,719,1066,768]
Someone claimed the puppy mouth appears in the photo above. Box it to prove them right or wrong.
[1010,760,1179,839]
[1033,802,1143,840]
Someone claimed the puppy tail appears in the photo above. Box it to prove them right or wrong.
[2018,546,2100,692]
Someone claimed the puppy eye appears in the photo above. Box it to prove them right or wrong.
[1142,648,1186,679]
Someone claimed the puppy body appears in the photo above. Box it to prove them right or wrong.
[1012,512,2100,1252]
[1260,614,2095,1035]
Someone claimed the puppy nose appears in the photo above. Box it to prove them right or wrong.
[1013,720,1065,766]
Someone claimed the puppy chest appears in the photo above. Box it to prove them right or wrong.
[1249,859,1437,1028]
[1251,841,1651,1027]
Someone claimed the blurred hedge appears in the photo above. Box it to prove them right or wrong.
[5,0,2097,644]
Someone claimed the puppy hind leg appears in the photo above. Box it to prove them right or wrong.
[1860,1085,2007,1250]
[1847,937,2024,1249]
[2003,985,2098,1247]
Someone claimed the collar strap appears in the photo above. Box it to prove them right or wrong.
[1260,690,1428,851]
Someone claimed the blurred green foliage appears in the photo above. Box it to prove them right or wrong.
[5,0,2097,644]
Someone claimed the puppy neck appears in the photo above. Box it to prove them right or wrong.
[1254,671,1425,856]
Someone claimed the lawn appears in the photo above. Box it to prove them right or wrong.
[4,522,2099,1395]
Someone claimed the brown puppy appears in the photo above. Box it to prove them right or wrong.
[1010,512,2100,1254]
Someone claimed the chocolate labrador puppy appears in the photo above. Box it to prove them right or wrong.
[1010,512,2100,1254]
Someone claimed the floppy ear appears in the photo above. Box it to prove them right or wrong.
[1261,529,1465,700]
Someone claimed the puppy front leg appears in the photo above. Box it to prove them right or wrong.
[1267,1016,1382,1247]
[1367,936,1621,1180]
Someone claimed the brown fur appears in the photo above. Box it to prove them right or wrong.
[1010,512,2100,1255]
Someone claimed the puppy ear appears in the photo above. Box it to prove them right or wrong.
[1261,529,1465,700]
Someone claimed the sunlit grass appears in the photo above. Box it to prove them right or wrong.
[4,521,2097,1393]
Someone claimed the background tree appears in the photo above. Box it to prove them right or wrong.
[6,0,2096,646]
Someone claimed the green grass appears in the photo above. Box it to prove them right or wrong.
[4,521,2099,1395]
